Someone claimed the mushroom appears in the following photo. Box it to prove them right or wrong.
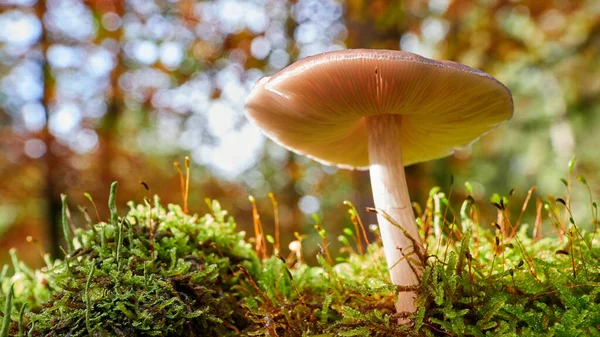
[244,49,513,322]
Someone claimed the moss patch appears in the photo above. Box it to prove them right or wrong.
[1,181,599,336]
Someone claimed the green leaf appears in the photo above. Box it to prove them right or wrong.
[266,234,275,244]
[61,194,74,253]
[568,157,576,173]
[464,181,473,195]
[109,182,119,226]
[339,327,370,336]
[481,296,506,323]
[0,285,13,337]
[429,186,441,197]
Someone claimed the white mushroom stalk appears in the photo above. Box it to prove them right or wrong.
[245,49,513,324]
[367,114,424,318]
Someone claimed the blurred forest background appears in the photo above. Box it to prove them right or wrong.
[1,0,599,267]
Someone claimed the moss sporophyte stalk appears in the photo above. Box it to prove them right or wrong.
[1,168,599,336]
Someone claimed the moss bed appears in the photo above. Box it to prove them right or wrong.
[1,176,599,336]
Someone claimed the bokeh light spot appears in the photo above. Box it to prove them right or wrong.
[24,139,47,158]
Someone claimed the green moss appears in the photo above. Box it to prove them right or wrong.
[1,179,599,336]
[1,183,259,336]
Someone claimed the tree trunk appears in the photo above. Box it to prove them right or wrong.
[36,0,61,258]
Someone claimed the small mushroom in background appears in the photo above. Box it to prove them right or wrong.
[245,49,513,323]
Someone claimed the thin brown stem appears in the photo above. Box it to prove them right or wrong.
[174,162,185,208]
[509,186,537,239]
[184,156,190,214]
[268,192,280,253]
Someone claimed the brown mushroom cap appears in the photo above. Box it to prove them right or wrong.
[245,49,513,169]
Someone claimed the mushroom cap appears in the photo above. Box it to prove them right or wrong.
[245,49,514,169]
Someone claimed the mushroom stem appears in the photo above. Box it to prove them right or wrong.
[367,114,424,321]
